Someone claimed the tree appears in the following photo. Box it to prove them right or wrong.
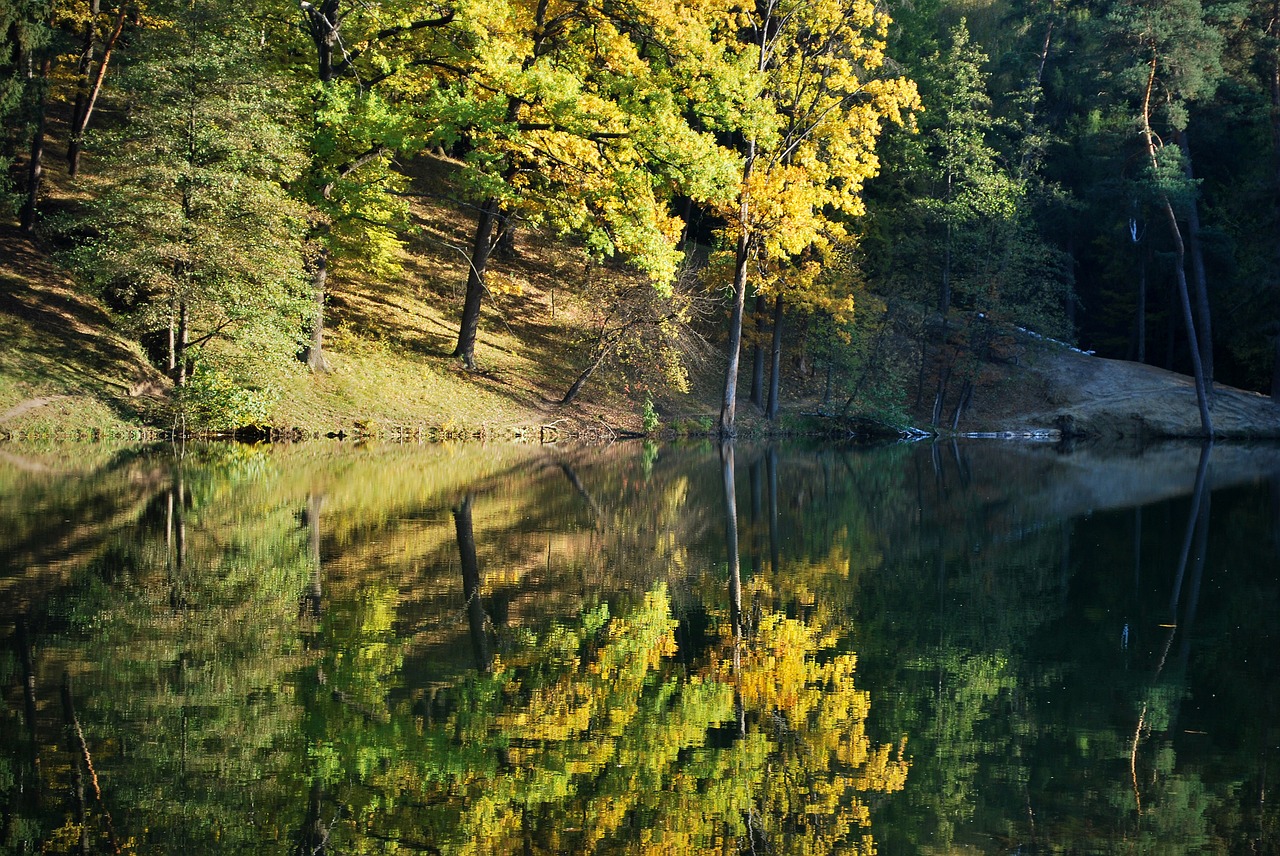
[429,0,737,370]
[1105,0,1227,435]
[64,0,129,179]
[291,0,456,373]
[1,0,53,229]
[65,0,312,427]
[707,0,918,436]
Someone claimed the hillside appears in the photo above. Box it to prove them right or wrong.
[3,152,1279,442]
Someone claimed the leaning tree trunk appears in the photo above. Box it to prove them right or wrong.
[1178,131,1214,391]
[765,293,783,420]
[67,4,126,178]
[1141,60,1213,437]
[1158,201,1212,435]
[453,197,500,370]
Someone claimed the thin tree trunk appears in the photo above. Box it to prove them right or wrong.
[561,323,627,405]
[453,197,500,370]
[495,206,517,258]
[1159,200,1212,435]
[1178,131,1214,390]
[67,4,127,178]
[720,152,755,437]
[940,217,953,316]
[750,295,766,407]
[19,54,51,233]
[765,293,783,419]
[1140,59,1212,437]
[304,249,331,372]
[175,301,190,387]
[68,0,101,178]
[561,351,607,406]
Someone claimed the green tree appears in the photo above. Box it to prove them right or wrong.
[1,0,52,228]
[66,0,312,427]
[1104,0,1230,435]
[290,0,456,373]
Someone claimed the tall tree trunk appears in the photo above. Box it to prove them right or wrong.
[765,293,783,420]
[1158,199,1213,436]
[67,4,127,178]
[175,300,190,387]
[1141,60,1213,437]
[1178,131,1214,390]
[720,151,755,437]
[68,1,100,178]
[453,197,500,370]
[19,54,51,233]
[304,248,331,372]
[750,295,766,407]
[939,216,953,316]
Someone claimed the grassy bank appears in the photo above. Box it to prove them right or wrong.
[3,149,758,441]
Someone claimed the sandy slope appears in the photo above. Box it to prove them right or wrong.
[979,334,1280,439]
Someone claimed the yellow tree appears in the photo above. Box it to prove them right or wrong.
[708,0,917,435]
[433,0,738,369]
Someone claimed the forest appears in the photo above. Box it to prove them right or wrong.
[3,0,1279,435]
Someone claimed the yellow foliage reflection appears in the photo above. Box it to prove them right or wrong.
[393,584,908,856]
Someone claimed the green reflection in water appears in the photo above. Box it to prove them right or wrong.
[2,440,1279,854]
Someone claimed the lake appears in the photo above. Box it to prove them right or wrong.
[2,439,1278,854]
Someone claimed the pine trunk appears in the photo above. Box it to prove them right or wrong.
[1141,60,1212,436]
[1178,132,1214,390]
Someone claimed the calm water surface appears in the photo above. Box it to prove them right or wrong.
[1,439,1278,854]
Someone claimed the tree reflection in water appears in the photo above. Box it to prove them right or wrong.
[1,440,1278,853]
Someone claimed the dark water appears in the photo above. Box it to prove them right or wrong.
[2,439,1278,854]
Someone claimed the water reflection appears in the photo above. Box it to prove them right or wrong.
[2,440,1279,853]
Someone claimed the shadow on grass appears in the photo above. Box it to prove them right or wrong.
[0,223,169,427]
